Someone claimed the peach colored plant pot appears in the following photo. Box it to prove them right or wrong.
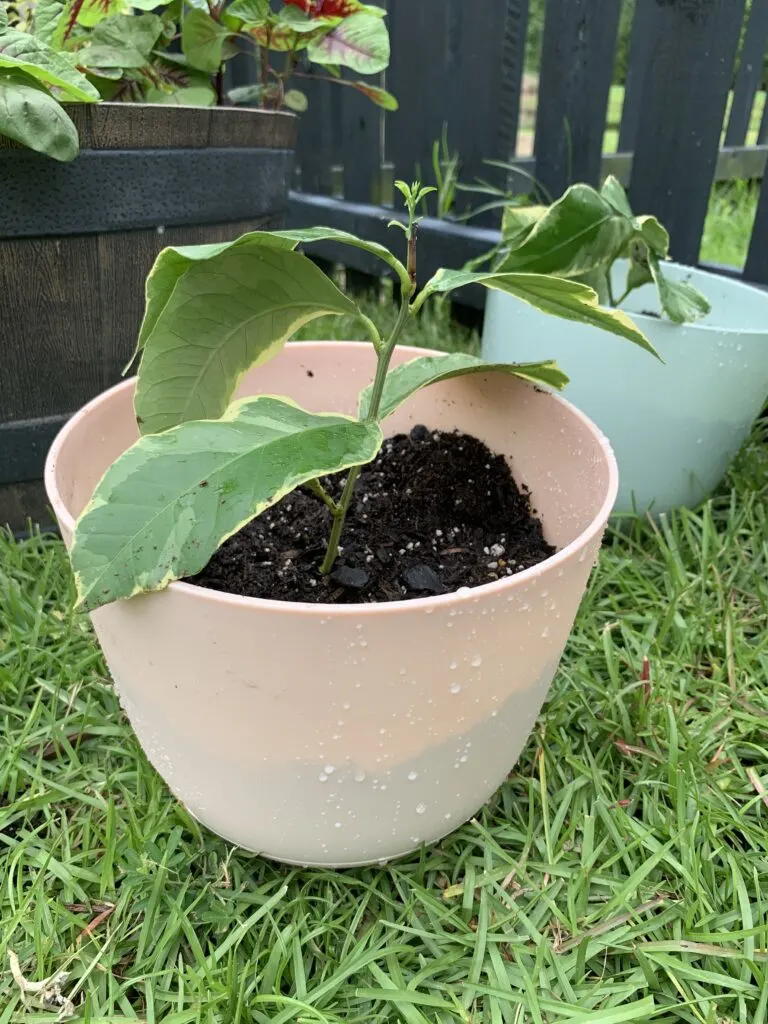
[46,342,618,868]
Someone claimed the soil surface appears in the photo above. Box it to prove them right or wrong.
[190,428,555,604]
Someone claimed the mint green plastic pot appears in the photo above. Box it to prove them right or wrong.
[482,261,768,516]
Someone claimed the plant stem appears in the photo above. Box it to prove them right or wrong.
[260,42,269,106]
[605,269,616,307]
[306,479,340,515]
[319,467,360,576]
[357,312,382,351]
[318,296,413,576]
[362,297,411,425]
[614,286,632,308]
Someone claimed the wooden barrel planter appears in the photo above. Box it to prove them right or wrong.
[0,103,297,532]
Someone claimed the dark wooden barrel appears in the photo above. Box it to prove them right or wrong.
[0,104,297,531]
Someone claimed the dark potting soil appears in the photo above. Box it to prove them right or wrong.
[189,428,556,604]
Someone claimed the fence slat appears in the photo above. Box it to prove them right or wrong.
[617,0,655,153]
[339,77,382,204]
[725,0,768,146]
[338,0,384,205]
[629,0,746,267]
[502,0,529,159]
[534,0,622,200]
[295,69,336,196]
[386,0,525,218]
[745,176,768,284]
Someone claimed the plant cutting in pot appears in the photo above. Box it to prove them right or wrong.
[0,0,393,160]
[46,182,656,866]
[481,176,768,516]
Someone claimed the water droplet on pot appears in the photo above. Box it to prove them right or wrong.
[415,803,427,815]
[354,769,366,783]
[324,764,335,774]
[470,655,482,667]
[407,771,419,781]
[450,682,461,694]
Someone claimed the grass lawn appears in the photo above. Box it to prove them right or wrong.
[701,180,760,270]
[2,294,767,1021]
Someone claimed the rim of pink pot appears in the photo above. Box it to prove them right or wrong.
[45,341,620,617]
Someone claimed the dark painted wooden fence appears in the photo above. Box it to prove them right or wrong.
[283,0,768,306]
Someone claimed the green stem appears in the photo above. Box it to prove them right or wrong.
[362,297,411,424]
[605,269,616,307]
[319,296,413,576]
[614,286,632,308]
[357,312,382,351]
[306,479,340,516]
[319,467,360,575]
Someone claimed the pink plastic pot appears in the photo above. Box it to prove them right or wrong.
[46,342,618,867]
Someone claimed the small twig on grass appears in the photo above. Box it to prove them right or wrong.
[747,768,768,810]
[613,737,664,762]
[77,903,115,944]
[32,731,95,760]
[8,950,75,1018]
[553,895,670,954]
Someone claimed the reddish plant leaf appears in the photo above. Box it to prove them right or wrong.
[283,0,370,17]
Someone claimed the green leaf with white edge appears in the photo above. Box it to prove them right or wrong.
[573,266,611,306]
[636,215,669,259]
[0,69,79,160]
[129,235,284,372]
[135,245,361,435]
[359,353,569,421]
[497,183,635,278]
[128,226,405,373]
[501,203,546,245]
[650,257,711,324]
[307,12,389,74]
[181,8,229,73]
[83,12,163,68]
[283,88,308,112]
[600,174,634,219]
[272,226,406,280]
[71,396,384,611]
[625,237,653,294]
[0,6,7,29]
[0,29,100,100]
[419,269,660,357]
